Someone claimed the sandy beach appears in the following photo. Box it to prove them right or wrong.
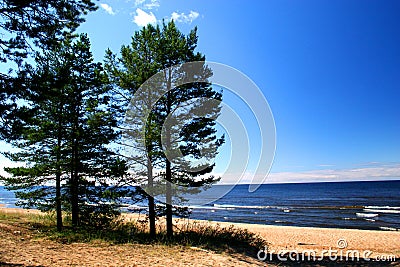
[124,212,400,259]
[214,221,400,259]
[1,207,399,266]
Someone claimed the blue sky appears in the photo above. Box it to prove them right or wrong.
[2,0,400,184]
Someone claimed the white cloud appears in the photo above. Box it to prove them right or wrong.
[134,0,160,10]
[133,8,157,27]
[144,0,160,9]
[134,0,146,5]
[100,3,115,15]
[170,11,200,24]
[216,163,400,185]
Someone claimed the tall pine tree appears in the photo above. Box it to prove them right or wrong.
[104,24,162,237]
[0,34,128,229]
[155,22,224,236]
[106,21,224,237]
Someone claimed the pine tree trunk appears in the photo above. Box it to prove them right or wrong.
[71,136,79,227]
[165,71,173,237]
[71,100,80,228]
[56,114,63,231]
[71,172,79,227]
[147,155,156,237]
[55,171,62,231]
[165,158,173,237]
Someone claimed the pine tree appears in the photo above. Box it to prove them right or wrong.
[106,21,224,237]
[0,34,128,229]
[155,22,224,236]
[0,0,97,142]
[104,24,162,237]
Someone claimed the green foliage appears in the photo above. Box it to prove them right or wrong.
[174,222,267,254]
[78,204,122,229]
[105,20,225,236]
[0,0,97,143]
[2,11,224,237]
[0,0,97,64]
[0,34,131,228]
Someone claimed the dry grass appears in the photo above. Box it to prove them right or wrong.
[0,208,266,267]
[2,208,399,267]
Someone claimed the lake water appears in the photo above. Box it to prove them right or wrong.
[1,180,399,231]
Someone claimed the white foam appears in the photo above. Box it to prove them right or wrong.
[127,204,147,210]
[356,213,379,218]
[365,206,400,210]
[363,209,400,214]
[379,227,398,231]
[188,205,233,210]
[213,204,270,209]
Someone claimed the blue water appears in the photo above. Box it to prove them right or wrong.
[185,180,400,231]
[1,180,400,230]
[0,186,19,208]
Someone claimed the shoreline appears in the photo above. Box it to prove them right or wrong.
[2,204,397,232]
[2,204,398,233]
[2,207,397,259]
[127,214,400,258]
